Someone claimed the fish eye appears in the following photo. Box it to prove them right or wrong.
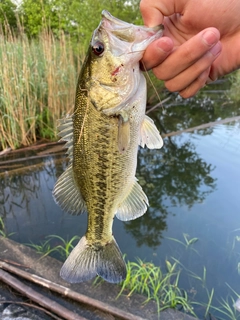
[92,42,104,56]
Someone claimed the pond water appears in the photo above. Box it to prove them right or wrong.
[1,77,240,319]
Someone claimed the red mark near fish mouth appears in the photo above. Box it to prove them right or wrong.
[111,64,124,76]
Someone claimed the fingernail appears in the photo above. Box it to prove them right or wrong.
[209,42,221,56]
[202,30,218,46]
[157,38,172,53]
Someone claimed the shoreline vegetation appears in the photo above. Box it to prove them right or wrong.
[0,22,82,151]
[0,21,165,153]
[1,216,240,319]
[0,0,144,152]
[22,232,240,319]
[0,3,239,153]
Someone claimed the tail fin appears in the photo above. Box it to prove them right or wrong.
[60,236,126,283]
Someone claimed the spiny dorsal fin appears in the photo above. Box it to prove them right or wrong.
[58,115,73,159]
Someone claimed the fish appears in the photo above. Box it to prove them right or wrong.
[53,10,164,284]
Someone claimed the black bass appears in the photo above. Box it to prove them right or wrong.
[53,10,163,283]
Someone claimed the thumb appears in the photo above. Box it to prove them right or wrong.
[140,0,186,27]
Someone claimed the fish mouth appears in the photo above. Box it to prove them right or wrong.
[101,10,164,43]
[93,11,164,57]
[101,10,163,33]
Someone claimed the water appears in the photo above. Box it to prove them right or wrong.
[1,78,240,319]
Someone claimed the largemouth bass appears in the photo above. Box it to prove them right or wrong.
[53,10,163,284]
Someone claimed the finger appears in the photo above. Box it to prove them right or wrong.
[152,28,220,80]
[141,37,174,70]
[163,41,222,92]
[179,68,210,98]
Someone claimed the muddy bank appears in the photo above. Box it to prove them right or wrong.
[0,237,196,320]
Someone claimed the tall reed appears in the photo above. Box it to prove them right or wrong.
[0,21,82,150]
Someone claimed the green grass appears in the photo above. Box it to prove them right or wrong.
[229,70,240,102]
[0,224,237,319]
[26,235,80,260]
[213,296,239,320]
[95,257,195,316]
[0,217,15,238]
[0,22,82,150]
[24,233,196,315]
[23,233,240,319]
[27,238,57,258]
[166,233,199,251]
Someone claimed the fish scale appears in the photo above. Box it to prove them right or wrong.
[53,10,164,283]
[73,94,124,245]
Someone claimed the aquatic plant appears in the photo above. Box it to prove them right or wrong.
[27,238,56,258]
[0,217,15,238]
[115,257,196,315]
[229,70,240,102]
[24,233,240,319]
[199,284,240,320]
[46,235,81,259]
[26,235,80,260]
[167,233,199,251]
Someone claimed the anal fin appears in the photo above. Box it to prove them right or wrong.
[116,179,149,221]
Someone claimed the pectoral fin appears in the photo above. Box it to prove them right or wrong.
[140,115,163,149]
[52,164,87,215]
[118,115,130,153]
[116,178,149,221]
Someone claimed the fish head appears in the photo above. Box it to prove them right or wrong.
[87,10,163,115]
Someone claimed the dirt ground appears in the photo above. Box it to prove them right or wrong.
[0,236,197,320]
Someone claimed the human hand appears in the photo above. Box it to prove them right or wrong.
[140,0,240,98]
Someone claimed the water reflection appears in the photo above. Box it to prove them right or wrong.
[125,136,217,248]
[150,78,240,137]
[0,130,217,250]
[0,80,235,248]
[0,76,239,319]
[0,149,69,243]
[0,156,66,217]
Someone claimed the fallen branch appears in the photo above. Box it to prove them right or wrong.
[162,116,240,138]
[2,141,64,155]
[0,152,65,167]
[0,300,63,320]
[0,158,64,178]
[0,268,87,320]
[0,258,30,268]
[0,261,147,320]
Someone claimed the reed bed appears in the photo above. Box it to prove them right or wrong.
[0,23,82,150]
[229,69,240,102]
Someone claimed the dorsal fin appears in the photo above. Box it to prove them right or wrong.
[58,115,74,159]
[53,115,86,215]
